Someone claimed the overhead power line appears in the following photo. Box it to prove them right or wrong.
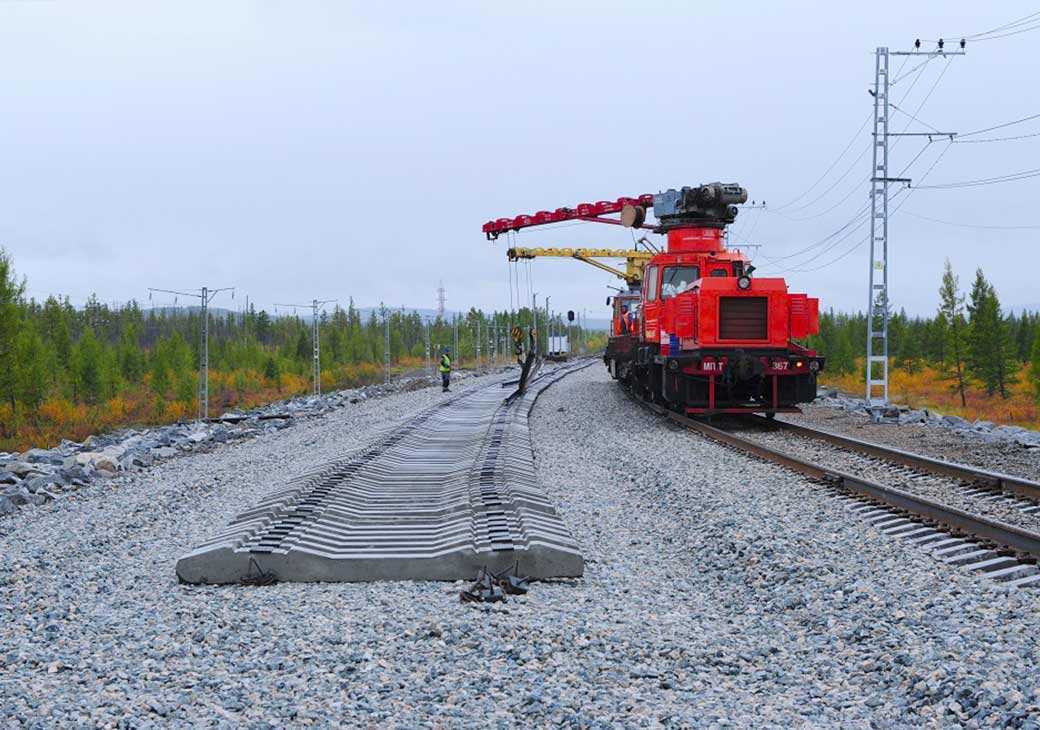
[913,166,1040,189]
[759,202,871,263]
[965,10,1040,39]
[771,113,872,211]
[762,133,938,265]
[969,21,1040,42]
[957,111,1040,138]
[782,143,954,276]
[925,10,1040,43]
[770,53,942,223]
[953,130,1040,144]
[901,210,1040,230]
[769,143,871,219]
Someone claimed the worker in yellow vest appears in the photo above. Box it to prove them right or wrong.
[439,347,452,392]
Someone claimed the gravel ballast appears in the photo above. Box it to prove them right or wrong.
[736,425,1040,534]
[3,365,1040,726]
[788,401,1040,483]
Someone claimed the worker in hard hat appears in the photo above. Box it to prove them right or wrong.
[439,347,452,392]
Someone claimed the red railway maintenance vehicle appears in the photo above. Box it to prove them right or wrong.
[483,182,824,416]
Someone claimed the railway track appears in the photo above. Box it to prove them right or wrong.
[629,388,1040,589]
[177,359,593,584]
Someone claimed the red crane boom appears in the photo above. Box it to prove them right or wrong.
[482,194,655,240]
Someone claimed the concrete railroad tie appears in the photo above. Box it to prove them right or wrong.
[176,364,587,584]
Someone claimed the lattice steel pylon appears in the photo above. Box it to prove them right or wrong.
[865,42,962,411]
[148,284,234,422]
[866,47,892,408]
[382,305,390,384]
[275,298,336,396]
[436,281,446,318]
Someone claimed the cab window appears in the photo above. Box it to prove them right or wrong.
[710,268,728,277]
[645,266,659,300]
[661,265,700,300]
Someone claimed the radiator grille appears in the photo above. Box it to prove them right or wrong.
[719,297,767,340]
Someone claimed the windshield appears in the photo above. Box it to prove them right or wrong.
[661,265,700,300]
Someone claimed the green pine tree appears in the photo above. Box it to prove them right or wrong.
[985,284,1018,399]
[16,323,50,417]
[263,355,280,381]
[117,324,146,383]
[74,327,105,404]
[831,327,855,375]
[967,269,1017,399]
[0,250,25,425]
[295,329,310,363]
[1030,328,1040,404]
[150,346,170,399]
[937,259,969,407]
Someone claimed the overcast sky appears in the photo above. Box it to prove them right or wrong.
[1,1,1037,318]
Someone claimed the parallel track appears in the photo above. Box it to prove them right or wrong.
[628,387,1040,587]
[763,417,1040,503]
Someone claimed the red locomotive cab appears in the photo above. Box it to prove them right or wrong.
[666,277,820,351]
[483,182,827,415]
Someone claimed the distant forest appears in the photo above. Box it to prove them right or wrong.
[2,247,1037,449]
[0,249,597,449]
[808,260,1040,408]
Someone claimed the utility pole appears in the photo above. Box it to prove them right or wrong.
[275,298,336,395]
[545,296,551,356]
[453,314,459,367]
[531,292,538,354]
[865,40,962,412]
[148,285,234,422]
[475,317,481,370]
[581,309,587,353]
[382,305,390,384]
[424,317,432,378]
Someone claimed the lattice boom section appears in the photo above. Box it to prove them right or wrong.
[176,365,587,583]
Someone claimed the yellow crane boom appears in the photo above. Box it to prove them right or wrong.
[506,247,651,285]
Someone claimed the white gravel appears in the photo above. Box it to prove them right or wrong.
[3,364,1040,726]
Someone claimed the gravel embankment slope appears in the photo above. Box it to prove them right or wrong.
[3,365,1040,726]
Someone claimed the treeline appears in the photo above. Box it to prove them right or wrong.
[808,260,1040,404]
[0,249,596,448]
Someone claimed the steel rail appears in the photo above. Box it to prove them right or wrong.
[629,390,1040,560]
[759,417,1040,502]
